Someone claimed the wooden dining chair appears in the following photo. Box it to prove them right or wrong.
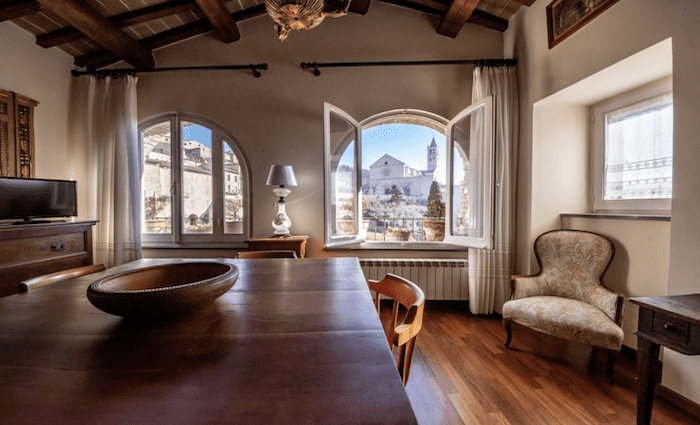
[236,250,298,258]
[19,264,106,293]
[368,273,425,385]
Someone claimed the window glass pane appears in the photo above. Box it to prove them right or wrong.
[329,112,356,238]
[449,103,489,241]
[361,123,446,242]
[141,121,172,234]
[604,94,673,200]
[451,124,470,236]
[223,141,243,234]
[181,122,213,234]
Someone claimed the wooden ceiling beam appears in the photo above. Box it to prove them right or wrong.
[0,0,41,22]
[35,0,155,69]
[468,9,508,32]
[194,0,240,43]
[510,0,535,6]
[76,4,266,70]
[37,0,197,48]
[438,0,481,38]
[348,0,371,15]
[374,0,443,17]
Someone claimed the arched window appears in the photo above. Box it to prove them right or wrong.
[324,101,494,249]
[140,113,250,246]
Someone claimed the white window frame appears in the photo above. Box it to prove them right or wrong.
[140,112,251,248]
[591,77,673,213]
[323,100,495,250]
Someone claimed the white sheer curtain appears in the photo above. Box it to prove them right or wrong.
[468,66,518,314]
[86,75,142,267]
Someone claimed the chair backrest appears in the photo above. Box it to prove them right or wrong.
[236,250,298,258]
[368,273,425,385]
[533,230,620,320]
[19,264,106,293]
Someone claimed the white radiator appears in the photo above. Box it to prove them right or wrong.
[359,258,469,301]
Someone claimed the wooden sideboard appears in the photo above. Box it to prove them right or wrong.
[630,294,700,425]
[0,220,96,297]
[245,235,309,258]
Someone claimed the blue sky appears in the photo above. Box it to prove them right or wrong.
[187,122,459,183]
[183,124,212,146]
[340,123,450,184]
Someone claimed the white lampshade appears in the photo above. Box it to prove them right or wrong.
[266,165,297,186]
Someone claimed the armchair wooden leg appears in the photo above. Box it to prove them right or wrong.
[606,349,620,384]
[504,318,513,348]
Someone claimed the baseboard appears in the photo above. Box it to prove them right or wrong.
[656,384,700,418]
[620,345,700,417]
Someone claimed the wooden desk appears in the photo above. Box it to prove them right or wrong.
[0,257,416,425]
[630,294,700,425]
[245,234,308,258]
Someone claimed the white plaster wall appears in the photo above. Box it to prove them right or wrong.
[0,22,89,220]
[530,102,588,270]
[137,2,503,258]
[505,0,700,404]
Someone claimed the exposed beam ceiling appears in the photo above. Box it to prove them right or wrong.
[194,0,240,43]
[36,0,197,48]
[34,0,156,69]
[75,4,266,70]
[2,0,531,70]
[0,0,40,22]
[438,0,481,39]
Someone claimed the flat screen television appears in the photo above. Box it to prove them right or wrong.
[0,177,77,224]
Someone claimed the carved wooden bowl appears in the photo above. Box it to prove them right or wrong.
[87,261,238,317]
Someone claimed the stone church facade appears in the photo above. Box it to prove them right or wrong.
[364,138,440,200]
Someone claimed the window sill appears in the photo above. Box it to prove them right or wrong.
[561,212,670,222]
[325,242,468,251]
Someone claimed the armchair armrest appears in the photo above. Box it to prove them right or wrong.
[510,274,547,300]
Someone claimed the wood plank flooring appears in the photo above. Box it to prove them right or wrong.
[396,302,698,425]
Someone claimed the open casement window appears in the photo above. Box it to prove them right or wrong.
[445,96,495,249]
[324,103,363,247]
[323,98,495,249]
[140,113,250,247]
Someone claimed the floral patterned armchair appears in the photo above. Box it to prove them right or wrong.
[502,230,624,383]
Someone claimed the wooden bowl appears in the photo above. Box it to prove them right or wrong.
[87,261,238,317]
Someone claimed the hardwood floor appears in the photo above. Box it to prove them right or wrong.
[397,302,698,425]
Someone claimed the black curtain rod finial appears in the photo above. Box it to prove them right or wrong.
[300,62,321,76]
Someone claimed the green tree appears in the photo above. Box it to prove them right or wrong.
[144,194,169,220]
[389,185,405,207]
[426,181,445,218]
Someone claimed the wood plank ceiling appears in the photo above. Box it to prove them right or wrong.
[0,0,533,70]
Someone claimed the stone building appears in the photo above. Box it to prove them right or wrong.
[364,138,440,200]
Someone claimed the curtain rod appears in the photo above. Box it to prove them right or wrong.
[71,64,269,78]
[300,58,516,76]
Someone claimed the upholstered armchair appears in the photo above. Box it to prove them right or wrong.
[502,230,624,383]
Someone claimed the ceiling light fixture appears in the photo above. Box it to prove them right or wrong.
[264,0,351,41]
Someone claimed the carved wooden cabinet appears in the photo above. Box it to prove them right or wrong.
[0,221,96,297]
[0,89,38,178]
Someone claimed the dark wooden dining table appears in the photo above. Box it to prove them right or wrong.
[0,257,418,425]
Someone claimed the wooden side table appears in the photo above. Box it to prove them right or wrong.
[630,294,700,425]
[245,235,309,258]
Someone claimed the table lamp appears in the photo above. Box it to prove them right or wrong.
[266,165,297,237]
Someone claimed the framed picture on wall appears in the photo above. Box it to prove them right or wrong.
[546,0,621,49]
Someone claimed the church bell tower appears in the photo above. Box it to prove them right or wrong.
[427,137,439,174]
